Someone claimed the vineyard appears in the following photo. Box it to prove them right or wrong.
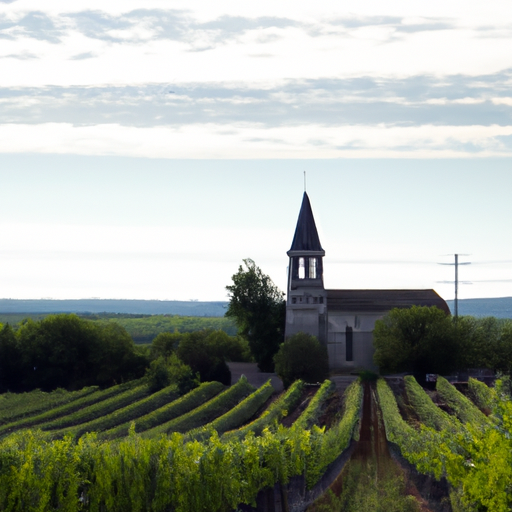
[0,376,362,512]
[0,373,509,511]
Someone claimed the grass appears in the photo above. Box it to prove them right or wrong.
[309,459,421,512]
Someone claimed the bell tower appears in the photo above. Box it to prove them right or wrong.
[285,192,327,343]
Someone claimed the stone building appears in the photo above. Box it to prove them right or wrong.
[285,192,450,371]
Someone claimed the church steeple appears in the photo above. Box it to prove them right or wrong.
[289,192,324,252]
[287,192,325,288]
[285,191,327,344]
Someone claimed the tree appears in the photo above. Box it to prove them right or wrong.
[273,332,329,388]
[13,314,148,391]
[150,332,183,360]
[177,330,231,385]
[225,259,286,372]
[145,353,199,394]
[0,324,22,392]
[373,305,459,379]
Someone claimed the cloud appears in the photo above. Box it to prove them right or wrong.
[69,51,98,60]
[65,9,188,43]
[0,70,511,128]
[0,51,38,59]
[64,10,298,47]
[311,15,456,39]
[0,121,511,159]
[197,15,297,42]
[0,11,64,43]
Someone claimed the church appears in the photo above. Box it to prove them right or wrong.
[285,192,450,371]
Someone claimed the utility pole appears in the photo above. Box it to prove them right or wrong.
[438,254,471,320]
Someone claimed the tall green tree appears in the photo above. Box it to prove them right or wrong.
[274,332,329,388]
[225,259,285,372]
[373,305,459,378]
[0,324,22,392]
[177,330,231,385]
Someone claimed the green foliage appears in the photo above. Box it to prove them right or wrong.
[0,324,21,392]
[0,380,364,512]
[150,332,182,359]
[376,377,512,512]
[293,379,335,430]
[100,381,224,439]
[373,306,459,377]
[0,380,142,435]
[22,383,150,434]
[0,386,99,426]
[145,354,199,394]
[456,316,512,372]
[467,377,497,415]
[54,384,181,439]
[435,376,490,428]
[176,330,233,385]
[224,380,305,441]
[225,259,286,372]
[305,379,363,487]
[143,376,254,437]
[274,332,329,389]
[376,378,444,478]
[92,314,237,343]
[189,380,275,441]
[5,314,147,392]
[404,375,460,433]
[315,460,421,512]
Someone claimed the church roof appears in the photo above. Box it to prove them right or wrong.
[326,289,451,315]
[289,192,324,252]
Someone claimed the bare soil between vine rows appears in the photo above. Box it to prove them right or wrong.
[308,382,444,512]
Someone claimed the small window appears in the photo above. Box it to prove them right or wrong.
[319,296,324,304]
[298,257,305,279]
[292,297,297,304]
[346,326,353,362]
[309,257,317,279]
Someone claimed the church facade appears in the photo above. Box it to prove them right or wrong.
[285,192,450,371]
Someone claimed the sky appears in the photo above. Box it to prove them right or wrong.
[1,0,511,302]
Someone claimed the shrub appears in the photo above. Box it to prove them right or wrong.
[177,330,232,385]
[373,306,459,379]
[145,354,199,394]
[274,332,329,389]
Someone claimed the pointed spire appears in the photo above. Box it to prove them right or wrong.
[289,192,324,252]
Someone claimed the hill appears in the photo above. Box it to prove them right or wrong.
[1,297,511,319]
[446,296,512,318]
[0,299,228,316]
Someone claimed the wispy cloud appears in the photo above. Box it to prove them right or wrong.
[0,50,38,59]
[1,71,511,128]
[0,9,458,47]
[69,51,98,60]
[0,11,63,42]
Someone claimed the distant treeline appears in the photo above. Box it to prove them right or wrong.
[0,313,237,344]
[0,315,147,392]
[0,314,248,393]
[0,299,228,316]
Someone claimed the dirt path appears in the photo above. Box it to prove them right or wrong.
[308,382,434,512]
